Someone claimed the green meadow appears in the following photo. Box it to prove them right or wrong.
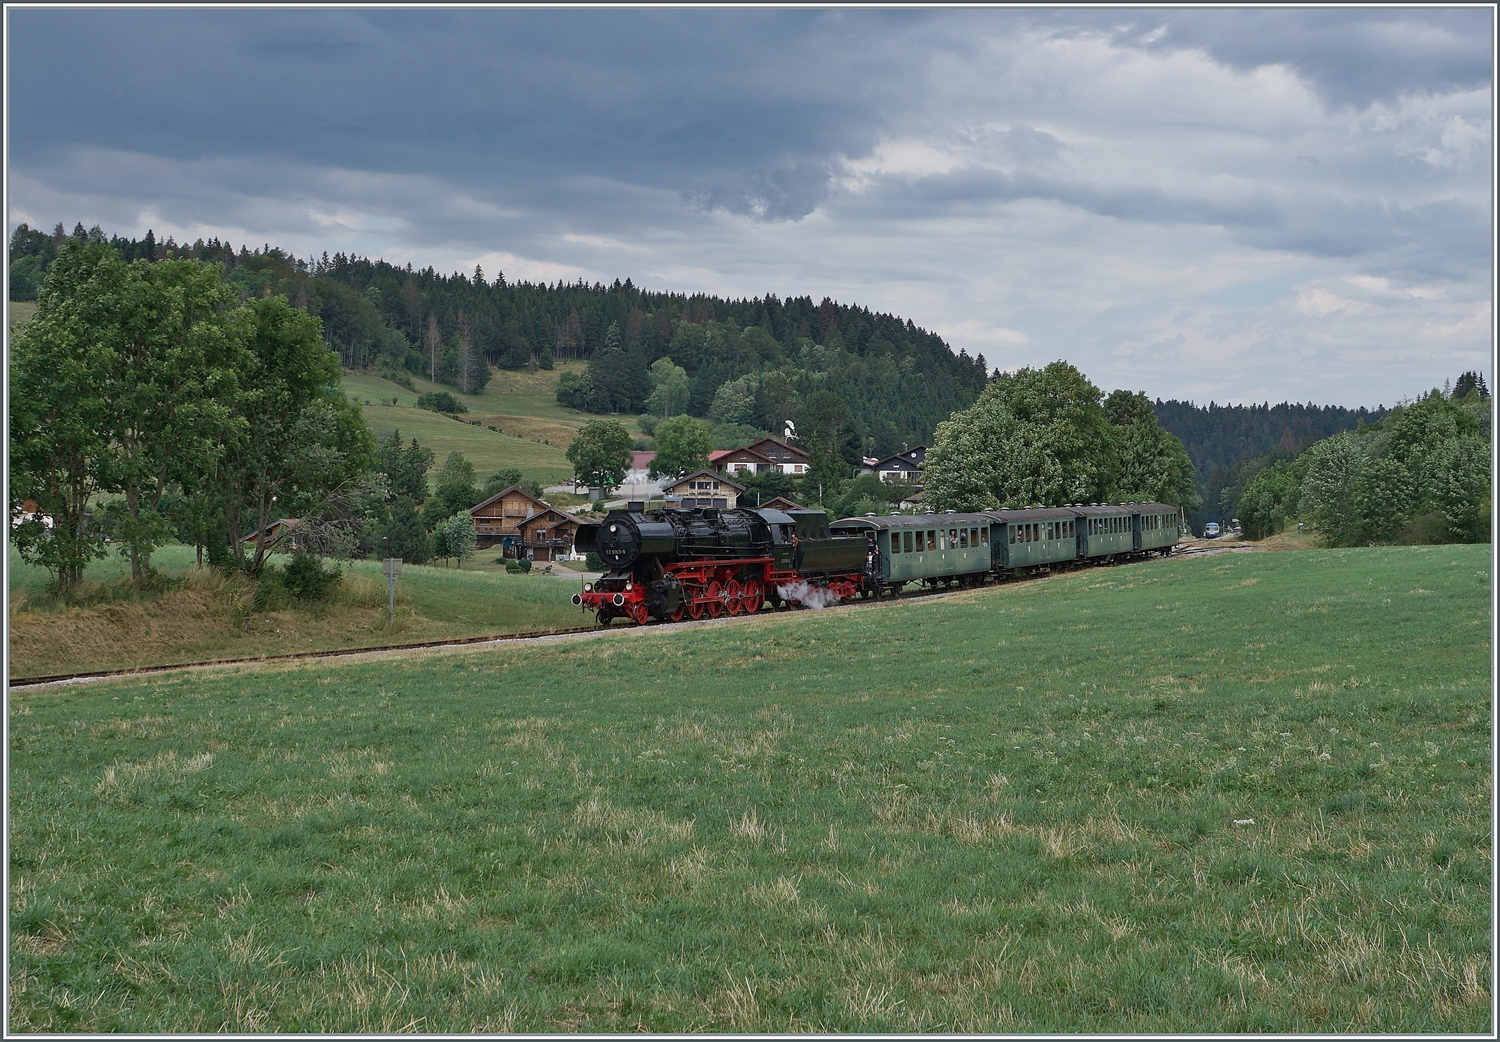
[340,363,647,490]
[8,546,1491,1031]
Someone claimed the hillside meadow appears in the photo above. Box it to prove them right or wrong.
[7,545,589,680]
[8,545,1490,1032]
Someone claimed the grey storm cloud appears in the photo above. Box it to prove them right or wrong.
[6,7,1492,407]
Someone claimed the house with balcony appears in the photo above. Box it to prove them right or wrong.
[515,507,584,562]
[861,446,926,484]
[468,485,549,554]
[661,470,745,509]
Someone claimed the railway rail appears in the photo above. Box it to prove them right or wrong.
[8,542,1253,693]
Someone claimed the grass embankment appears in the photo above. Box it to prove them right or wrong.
[9,546,1490,1031]
[7,545,588,679]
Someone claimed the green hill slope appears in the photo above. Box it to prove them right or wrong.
[340,363,646,488]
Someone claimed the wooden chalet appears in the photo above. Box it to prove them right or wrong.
[861,446,926,483]
[757,495,806,512]
[710,445,775,476]
[743,437,810,474]
[239,518,304,550]
[468,485,549,552]
[515,507,584,562]
[662,470,745,509]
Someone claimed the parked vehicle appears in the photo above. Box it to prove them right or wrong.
[1203,522,1221,539]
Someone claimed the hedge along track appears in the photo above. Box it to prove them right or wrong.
[9,544,1247,692]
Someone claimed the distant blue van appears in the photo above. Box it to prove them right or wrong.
[1203,522,1221,539]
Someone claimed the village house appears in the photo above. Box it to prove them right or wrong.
[467,485,549,554]
[756,495,806,512]
[861,446,926,484]
[744,436,810,474]
[709,445,775,476]
[514,507,584,562]
[661,470,745,509]
[709,437,810,476]
[239,517,304,551]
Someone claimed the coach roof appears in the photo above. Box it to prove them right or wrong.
[831,512,994,531]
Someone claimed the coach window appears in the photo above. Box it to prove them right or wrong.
[979,528,988,545]
[927,530,936,551]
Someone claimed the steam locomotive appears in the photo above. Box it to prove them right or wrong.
[572,506,871,625]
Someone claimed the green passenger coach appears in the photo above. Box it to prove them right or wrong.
[988,508,1079,570]
[829,502,1182,596]
[1133,503,1182,556]
[1074,504,1136,561]
[830,512,995,593]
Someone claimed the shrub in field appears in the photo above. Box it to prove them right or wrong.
[280,550,342,601]
[416,391,465,413]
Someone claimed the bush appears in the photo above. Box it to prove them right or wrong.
[281,550,342,601]
[585,551,605,572]
[381,366,415,390]
[416,391,466,413]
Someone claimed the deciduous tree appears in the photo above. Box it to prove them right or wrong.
[566,419,633,494]
[925,361,1118,511]
[649,415,713,479]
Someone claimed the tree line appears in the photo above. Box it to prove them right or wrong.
[12,222,990,459]
[1152,397,1387,531]
[1227,376,1489,545]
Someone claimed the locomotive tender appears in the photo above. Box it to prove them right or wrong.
[573,501,1182,625]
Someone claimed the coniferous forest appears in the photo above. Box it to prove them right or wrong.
[9,223,989,460]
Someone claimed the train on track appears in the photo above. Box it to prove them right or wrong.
[573,501,1184,626]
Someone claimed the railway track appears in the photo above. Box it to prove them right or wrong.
[9,544,1240,692]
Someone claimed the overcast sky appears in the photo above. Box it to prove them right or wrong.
[6,7,1493,407]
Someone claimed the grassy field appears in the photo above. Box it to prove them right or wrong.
[8,299,38,332]
[341,364,646,490]
[8,545,589,679]
[8,545,1490,1031]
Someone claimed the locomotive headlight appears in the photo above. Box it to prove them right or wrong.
[583,582,593,593]
[625,582,633,591]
